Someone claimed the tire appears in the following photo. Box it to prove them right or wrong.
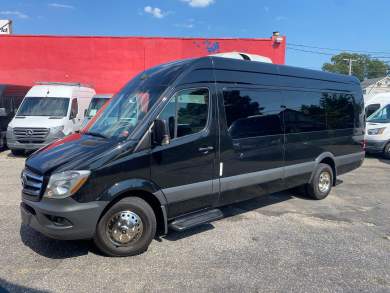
[11,149,24,156]
[94,197,156,257]
[306,163,333,200]
[383,143,390,160]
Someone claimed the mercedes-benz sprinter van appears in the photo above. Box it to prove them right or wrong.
[7,82,95,155]
[20,57,365,256]
[81,94,112,128]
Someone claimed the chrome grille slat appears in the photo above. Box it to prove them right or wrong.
[22,169,44,197]
[13,127,49,141]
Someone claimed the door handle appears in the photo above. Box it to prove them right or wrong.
[198,146,214,154]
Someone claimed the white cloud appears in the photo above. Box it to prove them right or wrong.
[0,10,29,19]
[182,0,215,8]
[48,3,75,9]
[144,6,165,18]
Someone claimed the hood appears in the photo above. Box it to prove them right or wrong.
[25,133,126,174]
[366,121,390,129]
[10,116,65,128]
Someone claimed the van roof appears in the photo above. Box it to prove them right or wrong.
[26,84,95,98]
[164,56,360,86]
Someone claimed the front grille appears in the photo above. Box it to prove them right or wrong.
[14,127,49,143]
[22,169,44,197]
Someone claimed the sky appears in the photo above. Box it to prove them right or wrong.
[1,0,390,70]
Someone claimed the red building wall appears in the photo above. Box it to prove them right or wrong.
[0,35,286,93]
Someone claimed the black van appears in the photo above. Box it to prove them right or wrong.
[0,85,30,149]
[20,57,365,256]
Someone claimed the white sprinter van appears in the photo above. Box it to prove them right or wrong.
[365,103,390,159]
[7,82,95,155]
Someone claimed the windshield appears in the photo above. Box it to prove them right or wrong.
[86,62,186,139]
[367,104,390,123]
[86,98,109,118]
[17,97,69,117]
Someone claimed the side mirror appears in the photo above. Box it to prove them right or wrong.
[0,108,7,117]
[153,119,170,146]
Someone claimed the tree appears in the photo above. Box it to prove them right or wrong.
[322,53,389,81]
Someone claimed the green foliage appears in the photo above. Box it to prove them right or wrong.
[322,53,389,81]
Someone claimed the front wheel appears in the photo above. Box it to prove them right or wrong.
[94,197,156,257]
[305,163,333,200]
[383,143,390,160]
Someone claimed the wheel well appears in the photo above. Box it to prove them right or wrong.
[99,190,166,236]
[319,157,336,185]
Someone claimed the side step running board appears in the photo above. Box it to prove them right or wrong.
[169,209,224,232]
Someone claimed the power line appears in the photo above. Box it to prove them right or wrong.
[287,47,334,56]
[287,47,390,61]
[288,42,390,56]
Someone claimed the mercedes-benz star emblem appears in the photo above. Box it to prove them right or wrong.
[26,129,33,136]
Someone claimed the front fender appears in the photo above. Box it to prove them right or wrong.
[97,178,167,205]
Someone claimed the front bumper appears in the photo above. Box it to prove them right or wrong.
[365,139,388,153]
[21,197,108,240]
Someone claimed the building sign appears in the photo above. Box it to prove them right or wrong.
[0,20,12,35]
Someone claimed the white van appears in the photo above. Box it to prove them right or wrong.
[364,92,390,118]
[7,82,95,155]
[81,94,112,128]
[365,103,390,159]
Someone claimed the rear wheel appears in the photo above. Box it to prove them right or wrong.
[94,197,156,257]
[306,163,333,200]
[383,143,390,160]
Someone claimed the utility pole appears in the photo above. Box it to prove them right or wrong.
[343,58,357,75]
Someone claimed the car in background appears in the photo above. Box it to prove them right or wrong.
[7,82,95,155]
[0,84,31,150]
[365,103,390,159]
[82,94,112,128]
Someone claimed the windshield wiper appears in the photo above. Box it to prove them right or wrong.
[83,131,108,139]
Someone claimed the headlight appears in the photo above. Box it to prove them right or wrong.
[51,125,64,134]
[7,125,13,132]
[44,170,90,199]
[367,127,386,135]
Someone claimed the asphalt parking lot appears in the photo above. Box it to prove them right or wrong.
[0,150,389,292]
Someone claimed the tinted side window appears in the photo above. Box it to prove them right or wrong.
[71,98,78,117]
[223,89,283,139]
[283,91,326,133]
[323,93,354,129]
[158,88,209,139]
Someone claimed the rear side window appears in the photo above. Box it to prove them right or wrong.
[283,91,326,133]
[323,93,354,129]
[158,88,209,139]
[223,89,283,139]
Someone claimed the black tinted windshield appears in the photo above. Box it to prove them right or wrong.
[86,97,109,118]
[17,97,69,117]
[86,62,186,139]
[367,104,390,123]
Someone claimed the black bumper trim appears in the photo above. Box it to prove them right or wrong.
[21,197,108,240]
